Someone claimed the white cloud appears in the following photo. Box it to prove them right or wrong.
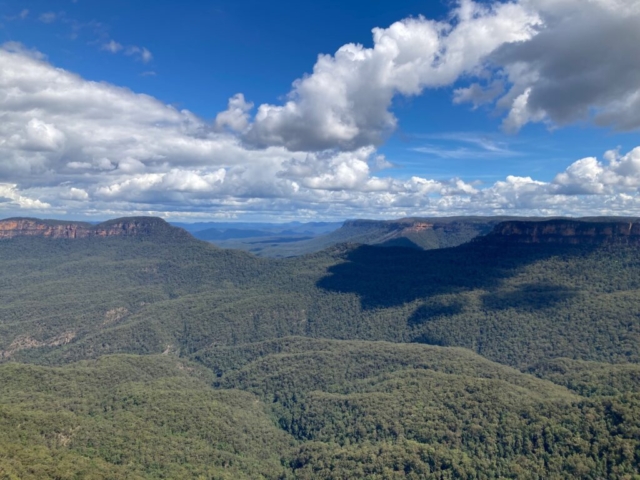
[454,0,640,132]
[215,94,253,132]
[102,40,123,53]
[0,184,50,210]
[553,147,640,194]
[1,1,640,221]
[103,41,153,63]
[60,187,89,200]
[125,46,153,63]
[241,0,540,151]
[230,0,640,147]
[1,41,46,60]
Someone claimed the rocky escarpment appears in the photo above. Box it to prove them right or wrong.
[341,219,436,236]
[0,219,93,239]
[479,220,640,245]
[0,217,190,240]
[341,218,500,247]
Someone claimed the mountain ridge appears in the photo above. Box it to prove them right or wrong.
[4,215,640,248]
[479,219,640,245]
[0,216,190,240]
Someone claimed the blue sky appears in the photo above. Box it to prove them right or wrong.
[0,0,639,220]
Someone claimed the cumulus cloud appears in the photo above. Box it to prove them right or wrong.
[215,94,254,132]
[237,0,640,148]
[241,0,540,151]
[1,0,640,221]
[456,0,640,132]
[553,147,640,194]
[0,184,50,210]
[60,187,89,201]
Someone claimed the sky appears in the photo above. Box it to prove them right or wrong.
[0,0,639,221]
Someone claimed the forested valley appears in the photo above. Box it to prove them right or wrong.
[1,217,640,479]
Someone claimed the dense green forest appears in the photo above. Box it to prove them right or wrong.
[2,224,639,368]
[2,340,640,478]
[1,218,640,478]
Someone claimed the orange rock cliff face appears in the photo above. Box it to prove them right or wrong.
[0,217,185,240]
[481,220,640,245]
[0,219,88,239]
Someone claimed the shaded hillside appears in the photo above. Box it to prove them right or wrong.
[207,217,506,257]
[1,217,640,369]
[315,241,640,367]
[2,217,640,478]
[191,216,640,257]
[318,217,502,249]
[197,216,619,257]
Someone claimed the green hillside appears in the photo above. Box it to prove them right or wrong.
[2,228,640,369]
[216,338,637,479]
[1,339,639,479]
[0,355,293,479]
[2,217,640,478]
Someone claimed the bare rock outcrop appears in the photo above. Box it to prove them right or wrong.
[0,217,190,240]
[480,220,640,245]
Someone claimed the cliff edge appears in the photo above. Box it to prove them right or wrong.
[0,217,190,240]
[479,219,640,245]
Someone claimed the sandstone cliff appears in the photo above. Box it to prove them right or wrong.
[480,220,640,245]
[0,217,189,240]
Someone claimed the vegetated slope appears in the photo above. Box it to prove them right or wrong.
[0,219,274,363]
[2,218,640,369]
[200,338,640,479]
[2,338,639,479]
[2,217,640,478]
[0,354,293,479]
[529,357,640,396]
[0,216,192,240]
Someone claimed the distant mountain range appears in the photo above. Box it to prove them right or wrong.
[174,216,640,257]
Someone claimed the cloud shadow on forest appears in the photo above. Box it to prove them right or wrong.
[316,243,589,313]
